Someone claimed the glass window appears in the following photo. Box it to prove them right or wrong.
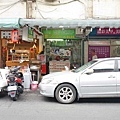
[91,60,115,73]
[73,60,98,73]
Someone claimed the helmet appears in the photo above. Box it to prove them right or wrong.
[16,72,23,78]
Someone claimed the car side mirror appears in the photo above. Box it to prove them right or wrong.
[84,69,94,74]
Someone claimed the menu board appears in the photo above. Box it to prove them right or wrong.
[49,60,70,73]
[88,46,110,61]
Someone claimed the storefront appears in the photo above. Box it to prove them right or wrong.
[19,18,120,70]
[0,27,40,67]
[1,27,42,88]
[84,28,120,63]
[0,18,20,68]
[41,28,81,73]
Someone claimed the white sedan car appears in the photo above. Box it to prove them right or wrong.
[39,57,120,104]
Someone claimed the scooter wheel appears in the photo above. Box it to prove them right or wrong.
[12,96,18,101]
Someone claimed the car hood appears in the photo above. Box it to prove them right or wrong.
[43,71,75,79]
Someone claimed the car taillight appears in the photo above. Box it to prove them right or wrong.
[11,92,15,95]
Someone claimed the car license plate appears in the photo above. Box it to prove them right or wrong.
[7,86,17,91]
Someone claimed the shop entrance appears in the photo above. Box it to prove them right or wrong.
[41,28,81,73]
[85,40,120,63]
[85,28,120,63]
[45,39,81,73]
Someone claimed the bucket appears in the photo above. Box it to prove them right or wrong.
[31,81,38,91]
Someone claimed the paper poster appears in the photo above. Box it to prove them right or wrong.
[88,46,110,61]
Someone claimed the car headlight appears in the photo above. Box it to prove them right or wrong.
[41,78,54,84]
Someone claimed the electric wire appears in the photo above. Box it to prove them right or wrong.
[0,1,20,10]
[0,0,21,15]
[0,0,20,7]
[35,2,45,19]
[37,0,85,6]
[36,7,57,13]
[35,0,85,19]
[35,1,58,19]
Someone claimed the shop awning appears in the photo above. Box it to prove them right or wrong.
[19,18,120,28]
[0,18,20,28]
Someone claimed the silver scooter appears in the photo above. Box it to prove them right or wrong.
[7,66,24,101]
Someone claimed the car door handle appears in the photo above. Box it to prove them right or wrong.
[108,75,115,78]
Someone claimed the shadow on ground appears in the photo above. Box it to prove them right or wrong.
[0,93,7,98]
[42,96,57,103]
[77,97,120,104]
[40,96,120,104]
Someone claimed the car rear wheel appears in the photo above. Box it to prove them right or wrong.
[55,84,77,104]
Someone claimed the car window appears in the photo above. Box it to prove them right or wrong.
[91,60,115,73]
[72,60,97,73]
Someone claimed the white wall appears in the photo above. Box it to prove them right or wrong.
[34,1,86,19]
[0,0,120,19]
[34,0,120,19]
[93,0,120,19]
[0,1,26,18]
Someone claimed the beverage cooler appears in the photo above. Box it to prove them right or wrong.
[37,54,48,75]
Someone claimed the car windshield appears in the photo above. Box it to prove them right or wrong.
[72,60,97,73]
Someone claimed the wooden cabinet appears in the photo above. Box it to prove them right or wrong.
[6,41,40,67]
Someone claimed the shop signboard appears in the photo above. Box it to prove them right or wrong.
[89,28,120,38]
[49,60,70,73]
[11,30,19,43]
[42,29,77,39]
[88,46,110,61]
[97,28,120,35]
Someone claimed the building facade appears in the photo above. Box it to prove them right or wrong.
[0,0,120,19]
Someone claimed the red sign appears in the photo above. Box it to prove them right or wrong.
[97,28,120,35]
[11,30,19,42]
[41,63,46,74]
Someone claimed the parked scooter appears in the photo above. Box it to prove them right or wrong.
[7,66,24,101]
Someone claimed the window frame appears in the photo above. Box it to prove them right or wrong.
[116,59,120,72]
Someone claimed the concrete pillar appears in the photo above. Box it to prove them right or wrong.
[26,0,33,18]
[87,0,93,18]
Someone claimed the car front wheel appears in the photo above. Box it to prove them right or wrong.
[55,84,77,104]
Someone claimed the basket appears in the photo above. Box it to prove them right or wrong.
[31,81,38,91]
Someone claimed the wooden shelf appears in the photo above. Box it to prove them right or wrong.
[6,61,29,67]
